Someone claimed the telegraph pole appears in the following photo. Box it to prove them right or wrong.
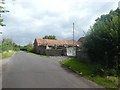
[118,1,120,9]
[72,22,75,56]
[73,22,74,46]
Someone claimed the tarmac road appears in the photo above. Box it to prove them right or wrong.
[2,51,103,88]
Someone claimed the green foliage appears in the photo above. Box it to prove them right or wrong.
[2,43,13,51]
[19,46,26,51]
[12,43,20,51]
[24,44,33,52]
[0,1,6,26]
[2,38,20,51]
[2,38,13,44]
[0,6,4,26]
[83,8,120,69]
[43,35,57,40]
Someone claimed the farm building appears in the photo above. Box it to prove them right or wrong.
[33,38,80,56]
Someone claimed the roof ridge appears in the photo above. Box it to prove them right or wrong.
[35,38,79,45]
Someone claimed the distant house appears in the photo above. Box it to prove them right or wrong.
[33,38,80,56]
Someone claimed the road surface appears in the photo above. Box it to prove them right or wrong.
[2,51,103,88]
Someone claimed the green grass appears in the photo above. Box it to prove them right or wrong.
[60,58,118,88]
[1,51,15,59]
[60,58,94,76]
[88,76,117,88]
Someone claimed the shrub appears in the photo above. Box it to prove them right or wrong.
[83,8,120,69]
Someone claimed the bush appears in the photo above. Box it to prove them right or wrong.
[2,44,13,51]
[24,44,33,52]
[1,38,20,52]
[83,8,120,69]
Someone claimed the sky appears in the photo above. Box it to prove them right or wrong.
[1,0,119,45]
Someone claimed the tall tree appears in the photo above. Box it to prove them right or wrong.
[2,38,13,45]
[2,38,20,51]
[0,0,5,26]
[43,35,57,40]
[83,8,120,69]
[0,0,9,27]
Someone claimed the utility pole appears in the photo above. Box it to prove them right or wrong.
[73,22,74,46]
[72,22,75,56]
[118,1,120,9]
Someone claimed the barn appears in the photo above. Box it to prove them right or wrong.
[33,38,80,56]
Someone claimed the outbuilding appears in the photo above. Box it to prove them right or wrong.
[33,38,80,56]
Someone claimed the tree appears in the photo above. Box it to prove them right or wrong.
[0,4,4,26]
[2,38,13,45]
[24,44,33,52]
[0,0,9,27]
[0,0,6,26]
[83,8,120,69]
[43,35,57,40]
[2,38,20,51]
[0,43,2,53]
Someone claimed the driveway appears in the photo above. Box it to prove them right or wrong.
[2,51,103,88]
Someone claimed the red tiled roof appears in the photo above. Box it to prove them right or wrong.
[35,38,79,46]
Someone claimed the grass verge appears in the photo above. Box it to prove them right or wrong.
[0,51,16,60]
[60,58,118,88]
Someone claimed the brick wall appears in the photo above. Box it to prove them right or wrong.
[34,44,67,56]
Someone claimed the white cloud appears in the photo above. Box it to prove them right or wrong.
[2,0,119,45]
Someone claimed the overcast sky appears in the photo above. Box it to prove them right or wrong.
[1,0,119,45]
